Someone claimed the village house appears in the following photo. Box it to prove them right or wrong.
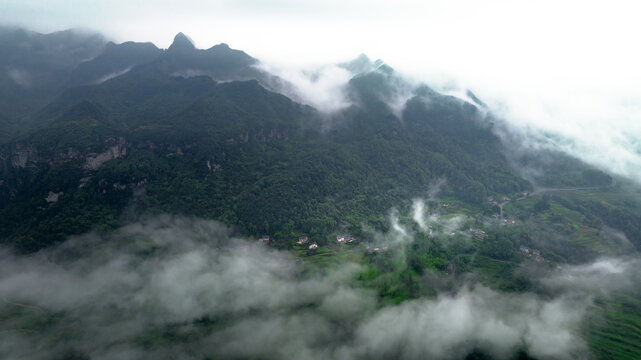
[308,243,318,250]
[367,245,388,254]
[336,234,355,244]
[520,246,545,262]
[260,235,270,244]
[297,236,309,245]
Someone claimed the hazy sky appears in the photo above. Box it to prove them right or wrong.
[3,1,639,70]
[2,0,641,181]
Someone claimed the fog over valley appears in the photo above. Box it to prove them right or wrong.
[0,215,616,359]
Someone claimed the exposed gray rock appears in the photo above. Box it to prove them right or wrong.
[45,191,63,203]
[84,138,127,170]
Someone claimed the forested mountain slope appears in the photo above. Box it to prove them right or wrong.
[0,31,534,251]
[0,29,618,253]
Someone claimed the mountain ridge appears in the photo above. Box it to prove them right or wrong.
[0,27,616,253]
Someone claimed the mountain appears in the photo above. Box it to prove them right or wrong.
[67,40,163,85]
[0,30,532,251]
[0,27,106,126]
[0,28,265,140]
[0,29,623,255]
[168,32,195,52]
[339,53,377,74]
[151,32,260,80]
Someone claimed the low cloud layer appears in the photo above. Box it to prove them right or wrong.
[354,287,587,360]
[258,62,354,113]
[7,68,32,87]
[255,53,641,187]
[0,215,596,360]
[542,257,641,295]
[96,66,132,84]
[258,48,641,187]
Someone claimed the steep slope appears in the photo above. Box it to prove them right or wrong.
[0,63,528,251]
[146,32,261,80]
[37,67,219,126]
[339,65,529,202]
[0,27,106,123]
[4,28,600,253]
[68,40,163,85]
[34,32,271,126]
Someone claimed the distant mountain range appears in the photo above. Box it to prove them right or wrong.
[0,28,611,251]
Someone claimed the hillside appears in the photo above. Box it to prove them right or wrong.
[0,31,538,251]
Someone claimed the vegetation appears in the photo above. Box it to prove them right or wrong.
[1,68,532,251]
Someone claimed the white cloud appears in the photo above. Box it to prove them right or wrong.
[0,215,594,359]
[7,68,31,87]
[258,62,353,112]
[351,286,587,360]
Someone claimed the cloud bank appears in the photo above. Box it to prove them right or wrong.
[258,62,354,113]
[0,215,595,360]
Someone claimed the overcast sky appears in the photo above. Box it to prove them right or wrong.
[2,0,641,181]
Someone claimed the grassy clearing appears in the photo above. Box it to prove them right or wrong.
[567,227,617,254]
[469,255,526,292]
[587,294,641,360]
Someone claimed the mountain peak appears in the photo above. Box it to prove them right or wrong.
[168,32,195,52]
[340,53,373,74]
[212,43,230,49]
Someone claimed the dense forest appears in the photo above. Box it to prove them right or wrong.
[0,29,535,251]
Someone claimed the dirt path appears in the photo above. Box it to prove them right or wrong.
[498,201,509,218]
[306,250,338,257]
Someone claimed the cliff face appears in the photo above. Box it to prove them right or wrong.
[10,144,38,168]
[84,137,128,170]
[4,137,128,170]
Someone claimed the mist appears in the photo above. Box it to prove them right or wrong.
[541,257,641,295]
[261,52,640,186]
[96,67,132,84]
[0,215,603,360]
[257,63,354,113]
